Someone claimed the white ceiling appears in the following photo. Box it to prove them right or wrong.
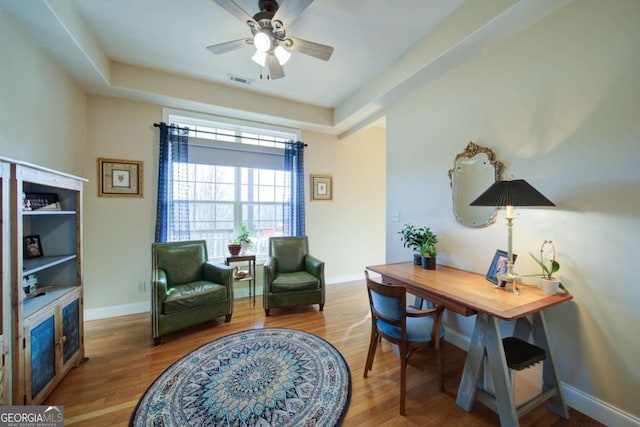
[72,0,464,108]
[1,0,570,135]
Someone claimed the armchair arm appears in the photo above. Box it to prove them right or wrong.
[263,256,277,293]
[152,268,168,310]
[203,262,233,290]
[305,254,325,282]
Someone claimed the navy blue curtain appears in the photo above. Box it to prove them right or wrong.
[283,141,305,236]
[154,123,190,242]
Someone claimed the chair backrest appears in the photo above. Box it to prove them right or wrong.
[365,271,406,333]
[269,236,309,273]
[153,240,207,287]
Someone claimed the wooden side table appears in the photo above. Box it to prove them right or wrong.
[225,254,256,306]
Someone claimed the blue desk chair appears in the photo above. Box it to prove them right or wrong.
[363,271,445,415]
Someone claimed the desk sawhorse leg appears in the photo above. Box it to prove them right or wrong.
[456,312,569,427]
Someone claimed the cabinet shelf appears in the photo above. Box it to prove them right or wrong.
[23,255,76,276]
[23,286,77,318]
[22,210,76,216]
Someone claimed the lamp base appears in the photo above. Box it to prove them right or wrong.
[497,270,521,295]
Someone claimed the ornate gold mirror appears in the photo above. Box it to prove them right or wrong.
[448,142,503,227]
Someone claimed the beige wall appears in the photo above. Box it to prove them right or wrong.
[83,96,160,313]
[304,127,386,281]
[386,0,640,422]
[0,8,86,174]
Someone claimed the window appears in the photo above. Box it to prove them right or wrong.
[166,114,299,259]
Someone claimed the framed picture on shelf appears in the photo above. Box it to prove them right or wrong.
[24,235,43,259]
[98,158,144,198]
[310,174,333,201]
[486,249,517,286]
[23,192,60,211]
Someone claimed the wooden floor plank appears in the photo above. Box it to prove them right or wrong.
[45,279,604,426]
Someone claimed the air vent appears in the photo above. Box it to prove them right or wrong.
[228,75,253,86]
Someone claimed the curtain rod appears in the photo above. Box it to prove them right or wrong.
[153,122,307,147]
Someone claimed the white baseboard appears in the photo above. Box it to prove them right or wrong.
[562,383,640,427]
[84,301,149,321]
[83,274,354,321]
[443,326,640,427]
[326,273,365,285]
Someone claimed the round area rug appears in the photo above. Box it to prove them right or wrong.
[130,328,351,426]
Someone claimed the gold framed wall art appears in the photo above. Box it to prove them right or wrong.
[310,174,333,201]
[98,158,144,198]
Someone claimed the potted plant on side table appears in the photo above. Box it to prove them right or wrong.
[228,223,253,256]
[236,222,253,254]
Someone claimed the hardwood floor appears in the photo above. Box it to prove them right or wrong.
[45,280,603,426]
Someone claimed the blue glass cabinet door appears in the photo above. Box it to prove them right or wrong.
[62,299,80,365]
[29,315,56,399]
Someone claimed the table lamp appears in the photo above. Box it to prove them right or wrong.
[470,179,555,294]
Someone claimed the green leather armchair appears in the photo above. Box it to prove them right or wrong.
[151,240,233,344]
[263,236,325,316]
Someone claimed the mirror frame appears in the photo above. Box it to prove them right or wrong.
[448,141,504,228]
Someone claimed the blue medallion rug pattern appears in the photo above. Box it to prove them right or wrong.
[130,328,351,426]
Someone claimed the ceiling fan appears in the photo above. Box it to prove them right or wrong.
[207,0,334,80]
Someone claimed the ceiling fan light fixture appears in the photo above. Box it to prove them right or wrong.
[251,50,267,66]
[274,45,291,65]
[254,31,271,52]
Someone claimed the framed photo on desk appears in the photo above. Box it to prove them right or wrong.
[486,249,517,286]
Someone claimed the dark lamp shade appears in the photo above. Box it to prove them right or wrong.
[470,179,555,207]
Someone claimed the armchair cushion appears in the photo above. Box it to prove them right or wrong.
[271,271,320,293]
[163,280,229,314]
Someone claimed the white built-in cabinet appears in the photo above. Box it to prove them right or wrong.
[9,162,86,405]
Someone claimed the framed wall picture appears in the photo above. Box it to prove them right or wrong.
[310,174,333,201]
[98,158,144,198]
[24,235,43,259]
[486,249,518,286]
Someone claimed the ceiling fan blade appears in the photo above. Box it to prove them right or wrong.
[266,54,285,80]
[211,0,257,26]
[285,37,333,61]
[206,38,252,55]
[272,0,314,29]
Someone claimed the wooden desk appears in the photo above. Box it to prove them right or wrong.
[366,262,573,427]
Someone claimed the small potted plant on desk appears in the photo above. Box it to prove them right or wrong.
[399,224,438,268]
[529,240,566,295]
[399,223,423,265]
[419,230,438,270]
